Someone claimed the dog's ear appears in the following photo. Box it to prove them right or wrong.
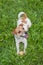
[19,24,23,26]
[12,29,17,34]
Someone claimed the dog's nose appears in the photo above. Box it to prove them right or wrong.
[22,28,24,30]
[25,32,27,34]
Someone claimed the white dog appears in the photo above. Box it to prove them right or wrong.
[13,12,32,55]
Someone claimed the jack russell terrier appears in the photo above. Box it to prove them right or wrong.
[12,12,32,55]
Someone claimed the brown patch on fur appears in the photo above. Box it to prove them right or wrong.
[19,24,23,26]
[12,24,24,35]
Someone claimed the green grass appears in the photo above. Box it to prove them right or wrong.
[0,0,43,65]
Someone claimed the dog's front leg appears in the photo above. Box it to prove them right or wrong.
[16,42,20,54]
[23,39,27,53]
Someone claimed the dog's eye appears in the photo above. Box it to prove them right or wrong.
[18,31,21,33]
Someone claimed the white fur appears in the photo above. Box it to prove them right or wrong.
[18,12,25,19]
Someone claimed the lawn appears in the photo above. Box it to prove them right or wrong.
[0,0,43,65]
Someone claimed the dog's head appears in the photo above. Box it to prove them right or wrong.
[12,24,24,36]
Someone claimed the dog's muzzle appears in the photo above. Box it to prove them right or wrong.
[20,32,28,38]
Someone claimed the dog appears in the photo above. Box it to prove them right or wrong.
[12,12,32,55]
[12,24,27,54]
